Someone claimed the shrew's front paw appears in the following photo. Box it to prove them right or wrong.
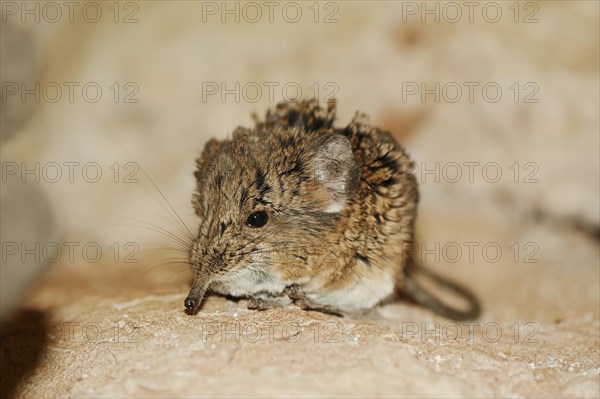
[247,297,285,311]
[284,285,344,317]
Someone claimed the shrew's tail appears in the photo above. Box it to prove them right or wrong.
[402,262,481,321]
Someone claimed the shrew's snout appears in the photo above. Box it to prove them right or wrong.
[183,279,209,315]
[184,297,198,312]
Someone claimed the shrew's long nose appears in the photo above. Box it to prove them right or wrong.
[184,279,209,314]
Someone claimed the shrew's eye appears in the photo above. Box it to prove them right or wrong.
[246,211,268,228]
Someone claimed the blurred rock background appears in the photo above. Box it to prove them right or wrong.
[1,1,598,397]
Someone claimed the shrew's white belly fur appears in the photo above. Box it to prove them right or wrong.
[305,259,397,313]
[210,264,287,298]
[211,260,395,314]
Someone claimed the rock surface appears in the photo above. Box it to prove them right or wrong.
[2,260,599,398]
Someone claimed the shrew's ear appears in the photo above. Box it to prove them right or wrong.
[312,134,360,213]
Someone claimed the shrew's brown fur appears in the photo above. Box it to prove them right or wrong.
[187,100,419,315]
